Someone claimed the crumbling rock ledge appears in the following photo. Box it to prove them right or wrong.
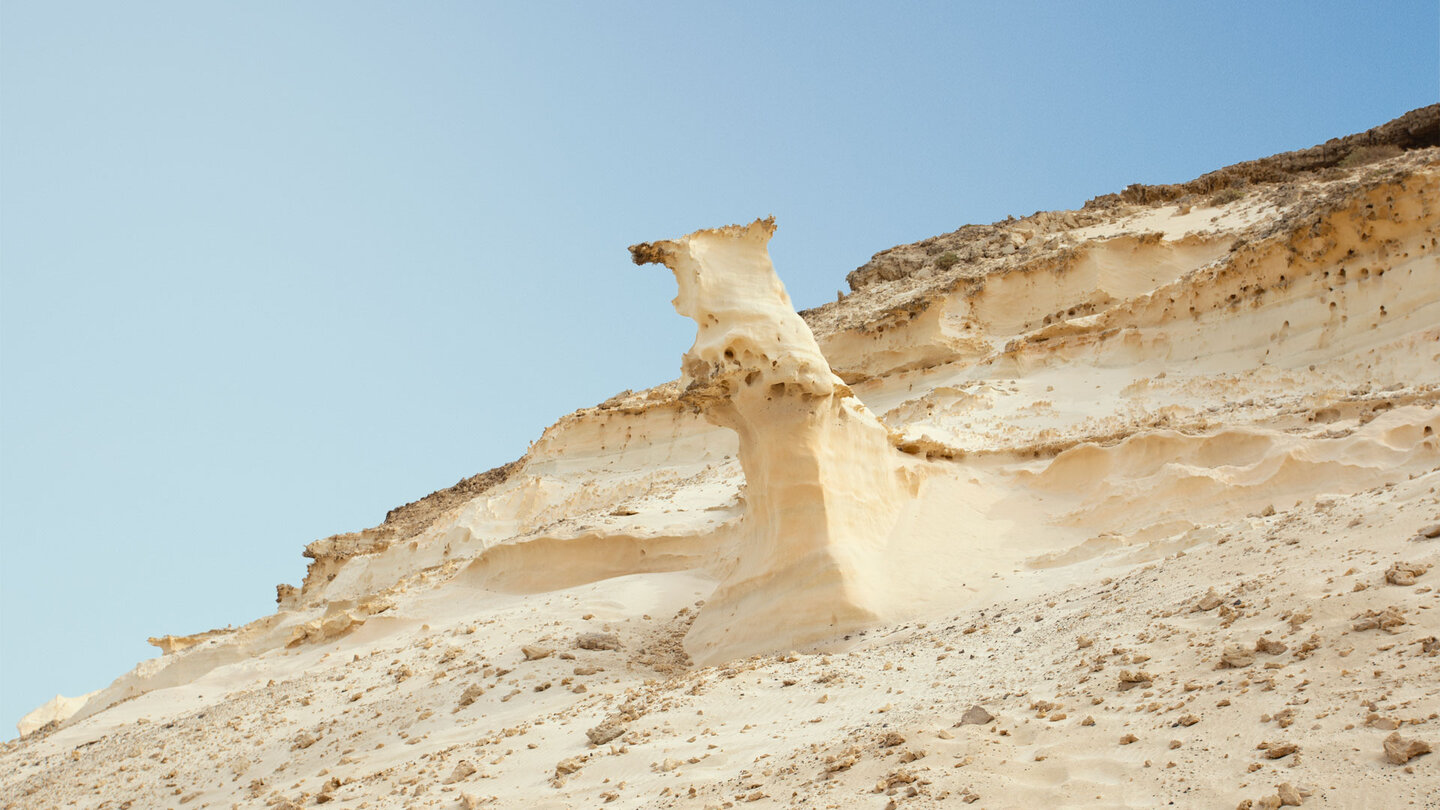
[281,460,522,608]
[630,218,918,664]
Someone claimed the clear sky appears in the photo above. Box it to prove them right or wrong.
[1,1,1435,731]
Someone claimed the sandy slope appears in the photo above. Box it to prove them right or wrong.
[4,114,1438,810]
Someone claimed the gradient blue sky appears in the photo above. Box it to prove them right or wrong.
[1,2,1435,731]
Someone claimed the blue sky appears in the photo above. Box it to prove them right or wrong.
[1,2,1435,731]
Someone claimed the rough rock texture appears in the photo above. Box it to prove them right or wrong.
[4,107,1439,810]
[13,694,97,739]
[629,218,914,663]
[1383,731,1432,765]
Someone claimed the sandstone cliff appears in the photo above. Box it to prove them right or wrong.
[5,106,1438,810]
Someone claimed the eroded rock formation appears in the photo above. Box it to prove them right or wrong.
[9,109,1440,810]
[630,218,913,663]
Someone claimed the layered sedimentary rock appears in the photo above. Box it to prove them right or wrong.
[629,218,913,662]
[6,107,1439,810]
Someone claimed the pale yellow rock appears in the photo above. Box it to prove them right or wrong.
[1383,731,1432,765]
[1218,644,1254,669]
[9,114,1440,810]
[15,691,98,737]
[631,218,915,663]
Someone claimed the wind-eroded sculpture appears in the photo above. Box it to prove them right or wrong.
[630,218,915,664]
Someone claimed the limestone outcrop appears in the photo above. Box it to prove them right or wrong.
[8,108,1440,810]
[630,218,913,663]
[14,692,96,738]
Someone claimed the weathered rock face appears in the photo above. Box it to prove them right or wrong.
[14,692,96,738]
[630,218,912,663]
[10,111,1440,810]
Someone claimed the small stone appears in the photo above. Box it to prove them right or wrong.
[522,645,553,661]
[442,760,476,784]
[1416,523,1440,538]
[1263,742,1299,759]
[1277,782,1304,806]
[456,684,485,709]
[1384,561,1430,586]
[1118,670,1154,691]
[1255,637,1288,655]
[879,731,906,748]
[1352,607,1407,632]
[1119,734,1139,745]
[1177,714,1200,727]
[1219,644,1255,669]
[575,632,621,651]
[1194,588,1225,612]
[1383,731,1432,765]
[823,746,861,773]
[959,705,994,726]
[587,722,625,746]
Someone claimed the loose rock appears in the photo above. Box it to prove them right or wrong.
[1276,782,1304,806]
[442,761,476,784]
[1119,670,1154,691]
[587,722,625,746]
[959,705,994,726]
[1383,731,1432,765]
[879,731,906,748]
[1384,561,1430,586]
[456,684,485,709]
[1263,742,1299,759]
[1194,588,1225,612]
[1352,607,1407,633]
[575,632,622,651]
[1255,637,1288,655]
[1218,644,1254,669]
